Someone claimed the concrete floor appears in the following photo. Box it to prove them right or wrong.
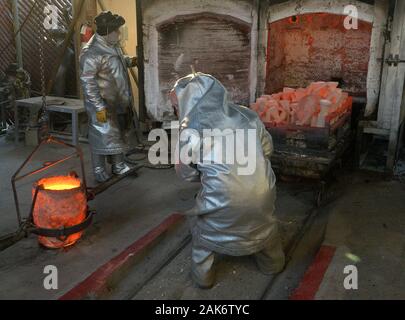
[316,172,405,300]
[125,171,405,300]
[264,172,405,300]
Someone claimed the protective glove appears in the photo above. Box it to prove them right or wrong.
[96,109,108,123]
[126,56,137,68]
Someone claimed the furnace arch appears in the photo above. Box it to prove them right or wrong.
[157,13,252,109]
[141,0,259,122]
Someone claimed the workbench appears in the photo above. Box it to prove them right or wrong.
[14,96,86,146]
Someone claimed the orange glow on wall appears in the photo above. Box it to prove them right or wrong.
[266,13,372,96]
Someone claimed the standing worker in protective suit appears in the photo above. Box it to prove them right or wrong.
[80,11,137,183]
[171,73,285,289]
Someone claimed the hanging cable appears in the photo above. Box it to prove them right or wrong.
[36,0,50,140]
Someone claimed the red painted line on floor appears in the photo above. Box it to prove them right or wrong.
[59,213,184,300]
[289,245,337,301]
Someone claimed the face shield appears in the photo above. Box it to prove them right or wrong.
[118,26,128,48]
[105,28,122,46]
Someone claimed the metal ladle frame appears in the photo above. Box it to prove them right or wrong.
[0,133,142,251]
[11,136,94,239]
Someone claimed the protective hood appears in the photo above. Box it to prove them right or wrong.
[173,73,236,133]
[174,73,279,257]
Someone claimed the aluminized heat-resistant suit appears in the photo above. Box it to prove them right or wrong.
[80,34,136,181]
[173,73,285,285]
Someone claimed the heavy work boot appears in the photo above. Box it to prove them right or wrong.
[254,235,286,276]
[91,153,112,183]
[191,243,216,289]
[111,154,132,176]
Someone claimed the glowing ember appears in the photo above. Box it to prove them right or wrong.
[33,175,87,249]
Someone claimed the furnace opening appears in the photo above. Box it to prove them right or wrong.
[266,13,373,97]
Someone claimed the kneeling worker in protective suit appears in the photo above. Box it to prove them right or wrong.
[80,11,137,183]
[171,73,285,289]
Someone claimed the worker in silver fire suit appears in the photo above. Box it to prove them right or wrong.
[80,11,137,183]
[171,73,285,289]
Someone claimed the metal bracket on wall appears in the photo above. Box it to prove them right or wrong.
[385,54,405,67]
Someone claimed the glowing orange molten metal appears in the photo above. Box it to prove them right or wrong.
[33,175,87,249]
[39,176,81,191]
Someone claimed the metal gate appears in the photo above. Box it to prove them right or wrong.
[0,0,76,96]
